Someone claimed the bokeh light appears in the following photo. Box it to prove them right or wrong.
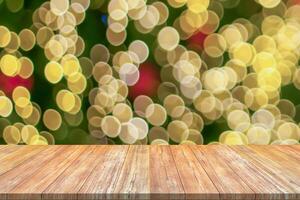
[0,0,299,145]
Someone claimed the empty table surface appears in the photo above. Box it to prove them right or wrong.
[0,145,299,199]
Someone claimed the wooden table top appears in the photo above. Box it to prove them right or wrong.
[0,145,299,199]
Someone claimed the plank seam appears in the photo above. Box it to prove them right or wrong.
[188,146,223,199]
[111,145,130,197]
[168,146,186,198]
[159,146,184,197]
[230,146,299,198]
[3,146,68,200]
[0,146,27,162]
[246,146,300,188]
[0,146,50,177]
[267,146,300,164]
[40,145,91,199]
[206,146,257,199]
[76,145,112,198]
[284,146,300,159]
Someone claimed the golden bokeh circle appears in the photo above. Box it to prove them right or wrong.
[43,109,62,131]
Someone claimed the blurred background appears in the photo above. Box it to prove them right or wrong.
[0,0,300,145]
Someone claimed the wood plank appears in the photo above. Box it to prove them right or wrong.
[170,145,219,199]
[0,146,65,200]
[149,145,184,200]
[7,145,87,200]
[0,145,10,151]
[283,146,300,160]
[207,145,289,199]
[291,145,300,150]
[78,145,128,200]
[190,145,254,200]
[231,146,300,199]
[113,145,150,199]
[273,145,300,162]
[0,145,25,158]
[42,145,106,200]
[249,146,300,178]
[250,146,300,174]
[0,145,299,199]
[0,145,7,150]
[0,145,46,176]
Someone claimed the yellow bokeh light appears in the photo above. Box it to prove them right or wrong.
[0,54,20,77]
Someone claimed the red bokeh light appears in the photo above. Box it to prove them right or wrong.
[129,62,160,100]
[0,72,34,97]
[187,31,207,52]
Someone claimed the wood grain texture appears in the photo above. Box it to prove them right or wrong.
[0,145,46,176]
[113,145,150,199]
[276,145,300,161]
[191,145,254,200]
[0,145,299,200]
[0,145,23,157]
[7,145,87,200]
[209,145,288,199]
[250,146,300,175]
[285,145,300,159]
[43,146,105,200]
[0,146,63,200]
[78,145,128,200]
[149,145,184,199]
[170,145,219,199]
[231,146,300,199]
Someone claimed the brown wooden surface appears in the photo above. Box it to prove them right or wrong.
[149,145,184,199]
[0,145,299,199]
